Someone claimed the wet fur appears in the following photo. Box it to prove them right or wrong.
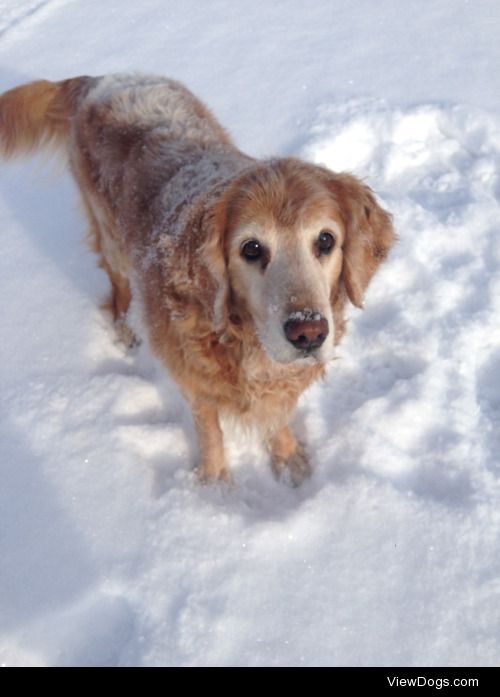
[0,74,395,483]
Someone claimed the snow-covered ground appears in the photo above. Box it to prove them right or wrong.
[1,0,500,667]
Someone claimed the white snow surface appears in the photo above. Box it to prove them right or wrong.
[1,0,500,667]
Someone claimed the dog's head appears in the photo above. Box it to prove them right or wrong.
[201,158,394,364]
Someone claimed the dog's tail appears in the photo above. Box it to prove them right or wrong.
[0,77,91,158]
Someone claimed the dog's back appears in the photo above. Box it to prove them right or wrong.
[0,73,231,162]
[0,74,254,328]
[0,74,250,244]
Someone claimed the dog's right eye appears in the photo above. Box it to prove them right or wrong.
[241,239,262,261]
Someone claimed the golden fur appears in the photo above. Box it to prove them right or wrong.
[0,73,395,484]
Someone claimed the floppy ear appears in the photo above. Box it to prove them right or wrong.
[328,173,395,309]
[197,194,230,332]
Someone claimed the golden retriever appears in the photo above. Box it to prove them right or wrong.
[0,74,395,484]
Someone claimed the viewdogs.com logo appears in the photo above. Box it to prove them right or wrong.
[387,676,479,689]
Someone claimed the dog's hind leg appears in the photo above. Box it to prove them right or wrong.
[81,194,138,347]
[99,258,138,348]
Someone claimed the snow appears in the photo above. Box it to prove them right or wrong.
[287,310,323,322]
[1,0,500,667]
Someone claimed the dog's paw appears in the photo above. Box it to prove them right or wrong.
[272,445,312,487]
[114,319,141,350]
[195,462,233,485]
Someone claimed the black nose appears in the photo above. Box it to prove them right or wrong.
[284,316,329,352]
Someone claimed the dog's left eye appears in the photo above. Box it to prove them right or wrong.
[316,230,335,256]
[241,239,263,261]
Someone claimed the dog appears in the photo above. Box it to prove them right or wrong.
[0,74,395,484]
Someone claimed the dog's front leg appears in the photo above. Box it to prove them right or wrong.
[192,401,231,483]
[268,424,312,486]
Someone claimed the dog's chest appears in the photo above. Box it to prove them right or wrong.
[235,350,323,420]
